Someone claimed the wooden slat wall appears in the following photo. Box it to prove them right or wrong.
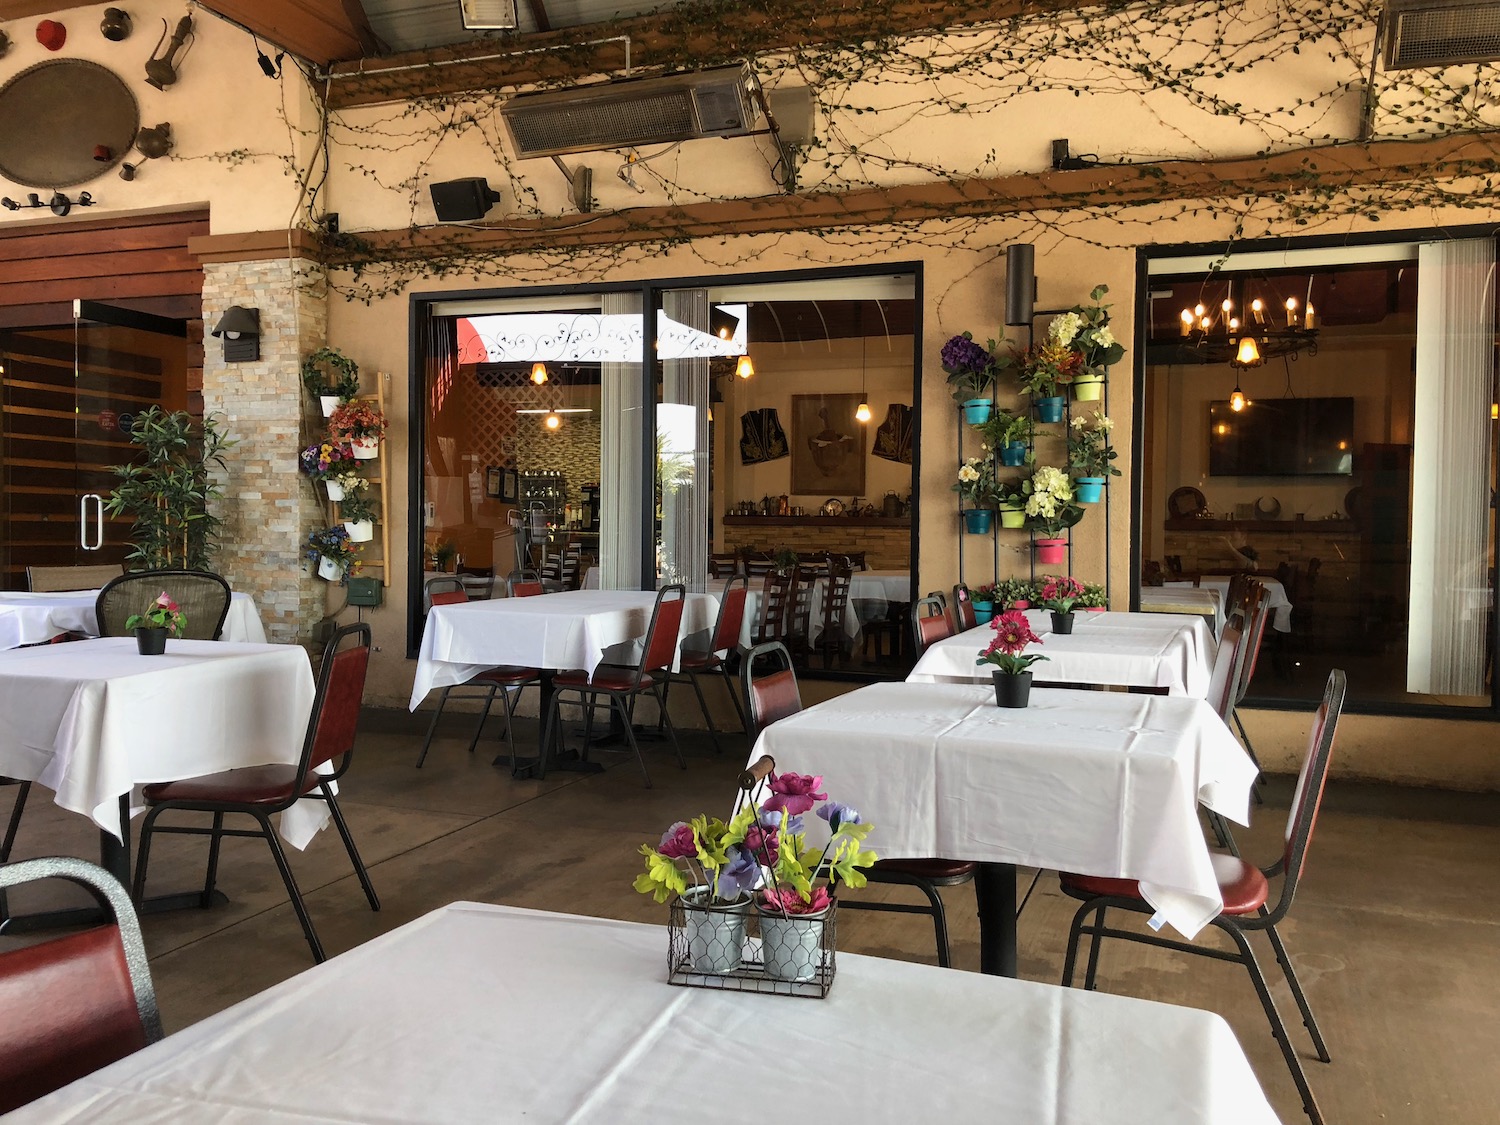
[0,210,210,328]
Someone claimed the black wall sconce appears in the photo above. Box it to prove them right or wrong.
[2,191,95,217]
[211,305,260,362]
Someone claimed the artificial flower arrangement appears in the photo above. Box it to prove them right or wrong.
[1078,582,1108,609]
[995,576,1034,609]
[976,610,1048,708]
[298,439,356,481]
[328,400,388,442]
[326,467,367,496]
[1012,338,1082,400]
[941,332,1007,403]
[971,582,999,605]
[124,591,186,635]
[1035,575,1086,614]
[1056,285,1126,382]
[1067,411,1120,479]
[306,525,361,584]
[336,488,378,526]
[1022,465,1085,538]
[954,455,1001,508]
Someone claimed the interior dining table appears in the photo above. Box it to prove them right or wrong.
[907,610,1215,698]
[1137,586,1225,637]
[750,680,1258,977]
[1165,577,1294,632]
[0,589,267,650]
[8,902,1283,1124]
[0,637,318,927]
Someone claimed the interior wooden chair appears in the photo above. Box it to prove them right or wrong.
[911,595,954,656]
[951,583,977,631]
[708,552,742,578]
[0,857,163,1114]
[95,569,232,641]
[751,569,794,646]
[662,575,750,754]
[1057,669,1347,1125]
[132,624,381,963]
[26,563,124,592]
[538,585,688,788]
[811,559,854,668]
[415,588,542,772]
[741,641,977,967]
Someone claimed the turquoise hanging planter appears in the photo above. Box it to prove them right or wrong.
[963,509,994,535]
[1000,442,1027,467]
[1075,477,1106,504]
[962,398,994,425]
[1034,396,1065,423]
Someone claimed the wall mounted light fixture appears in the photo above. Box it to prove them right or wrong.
[2,192,95,216]
[211,305,260,362]
[530,362,548,385]
[735,355,755,380]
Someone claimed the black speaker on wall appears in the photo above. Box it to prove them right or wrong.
[429,177,501,221]
[1005,243,1035,326]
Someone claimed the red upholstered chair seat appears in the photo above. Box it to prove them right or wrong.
[677,648,723,672]
[1060,852,1270,916]
[471,665,541,686]
[141,763,320,807]
[552,665,657,692]
[874,858,978,881]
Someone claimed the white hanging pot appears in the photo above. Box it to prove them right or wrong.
[317,556,344,582]
[344,520,374,543]
[320,395,341,418]
[350,436,380,459]
[324,479,346,502]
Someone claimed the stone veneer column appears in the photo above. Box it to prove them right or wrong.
[201,257,327,644]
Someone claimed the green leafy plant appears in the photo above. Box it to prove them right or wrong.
[123,591,187,636]
[337,488,378,525]
[774,546,799,572]
[301,347,360,400]
[104,407,235,570]
[954,455,1000,507]
[977,410,1034,449]
[1067,411,1121,478]
[1078,582,1108,609]
[1055,285,1127,378]
[433,540,457,570]
[995,577,1034,607]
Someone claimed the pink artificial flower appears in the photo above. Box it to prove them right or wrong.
[1039,576,1083,603]
[742,823,779,866]
[657,821,697,859]
[759,885,833,915]
[988,611,1043,657]
[154,592,179,612]
[766,771,827,815]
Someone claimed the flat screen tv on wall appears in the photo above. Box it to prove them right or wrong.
[1208,397,1355,477]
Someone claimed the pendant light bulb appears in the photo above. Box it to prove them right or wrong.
[855,400,872,423]
[1229,386,1246,413]
[1233,336,1262,368]
[735,355,754,380]
[531,362,548,385]
[544,410,561,430]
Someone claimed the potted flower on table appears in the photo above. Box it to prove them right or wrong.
[328,401,388,460]
[1066,410,1119,504]
[124,591,186,655]
[942,332,1007,424]
[977,610,1048,708]
[1022,466,1084,564]
[1035,575,1086,634]
[955,456,1000,534]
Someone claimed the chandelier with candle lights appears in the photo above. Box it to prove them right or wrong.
[1172,279,1320,372]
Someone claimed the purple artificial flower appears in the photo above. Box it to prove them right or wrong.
[817,802,862,832]
[715,846,761,900]
[766,771,827,816]
[657,821,697,859]
[941,333,994,377]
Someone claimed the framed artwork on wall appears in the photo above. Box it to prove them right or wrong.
[500,468,519,503]
[485,466,503,498]
[791,393,866,495]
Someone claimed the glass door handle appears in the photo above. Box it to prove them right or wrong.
[81,493,105,551]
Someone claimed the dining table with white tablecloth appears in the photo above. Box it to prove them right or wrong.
[1138,586,1225,637]
[1165,577,1294,632]
[907,610,1214,698]
[9,901,1282,1125]
[0,589,266,649]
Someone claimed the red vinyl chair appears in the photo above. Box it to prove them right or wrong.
[0,857,163,1114]
[742,641,977,967]
[415,587,542,771]
[911,595,954,656]
[662,575,749,754]
[507,572,545,598]
[1057,669,1347,1125]
[952,583,977,632]
[539,585,688,788]
[132,623,381,963]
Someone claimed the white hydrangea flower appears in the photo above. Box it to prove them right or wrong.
[1048,312,1081,346]
[1095,325,1114,348]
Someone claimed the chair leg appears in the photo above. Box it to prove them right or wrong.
[614,694,653,788]
[581,690,597,753]
[132,804,167,904]
[258,812,326,963]
[1262,914,1332,1062]
[1221,921,1326,1125]
[652,682,687,770]
[1,781,29,864]
[415,686,454,768]
[201,811,225,908]
[686,672,722,755]
[1231,708,1267,803]
[498,686,521,775]
[655,677,673,735]
[719,663,747,732]
[464,684,500,755]
[1060,898,1094,987]
[1206,810,1241,857]
[537,689,564,780]
[1082,904,1107,990]
[906,878,953,968]
[321,784,380,912]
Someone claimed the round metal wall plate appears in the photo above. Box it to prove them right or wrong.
[0,59,138,188]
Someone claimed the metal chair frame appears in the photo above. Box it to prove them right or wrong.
[741,641,976,967]
[952,583,977,632]
[660,576,749,754]
[1059,670,1347,1125]
[911,595,953,656]
[132,623,381,963]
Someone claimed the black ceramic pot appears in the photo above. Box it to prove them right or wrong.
[134,626,167,655]
[1050,611,1075,635]
[993,670,1032,708]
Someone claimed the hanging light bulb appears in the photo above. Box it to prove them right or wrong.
[1232,336,1263,368]
[544,410,561,430]
[855,400,872,423]
[1250,297,1265,324]
[1179,308,1194,337]
[531,362,548,385]
[735,355,755,380]
[1229,384,1247,412]
[1284,296,1299,326]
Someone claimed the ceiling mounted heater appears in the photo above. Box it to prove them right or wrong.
[460,0,518,30]
[500,64,760,159]
[1381,0,1500,69]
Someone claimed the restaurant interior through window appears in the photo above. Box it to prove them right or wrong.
[413,272,919,674]
[1140,239,1497,710]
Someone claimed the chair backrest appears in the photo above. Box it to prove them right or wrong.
[1268,669,1346,921]
[952,583,977,631]
[740,641,802,740]
[0,857,162,1114]
[637,584,687,678]
[708,552,742,579]
[1141,560,1165,587]
[754,569,794,643]
[1205,618,1245,722]
[841,551,868,572]
[507,572,545,598]
[708,575,750,654]
[819,561,853,634]
[1234,582,1272,705]
[430,589,467,607]
[457,569,495,600]
[27,563,124,592]
[787,565,820,642]
[301,622,372,777]
[424,575,464,608]
[912,595,954,655]
[95,570,232,641]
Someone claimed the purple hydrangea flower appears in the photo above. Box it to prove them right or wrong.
[715,845,761,900]
[941,333,993,376]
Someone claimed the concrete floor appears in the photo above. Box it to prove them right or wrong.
[5,705,1498,1123]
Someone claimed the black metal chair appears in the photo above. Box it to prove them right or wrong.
[1058,669,1347,1125]
[911,595,953,656]
[742,641,977,967]
[539,585,688,788]
[0,857,163,1114]
[132,623,380,963]
[95,569,232,641]
[661,575,750,754]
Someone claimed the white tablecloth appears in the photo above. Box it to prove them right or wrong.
[908,611,1214,698]
[0,589,266,649]
[752,681,1258,938]
[1138,587,1225,637]
[11,902,1280,1124]
[410,589,720,708]
[1166,579,1293,632]
[0,638,324,848]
